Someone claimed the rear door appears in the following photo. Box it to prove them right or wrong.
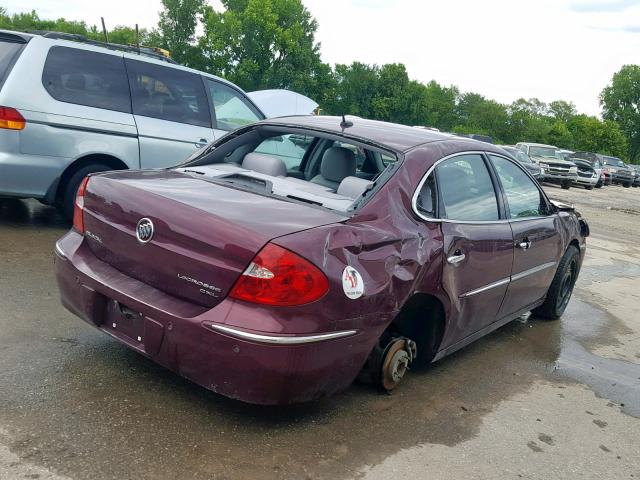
[488,154,562,317]
[125,58,214,168]
[421,153,514,348]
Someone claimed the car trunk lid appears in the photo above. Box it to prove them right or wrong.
[82,170,346,307]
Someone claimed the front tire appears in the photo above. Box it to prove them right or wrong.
[60,164,111,220]
[561,181,572,190]
[585,185,594,190]
[532,246,580,320]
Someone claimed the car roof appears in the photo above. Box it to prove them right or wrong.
[0,29,242,92]
[258,115,472,152]
[518,142,558,149]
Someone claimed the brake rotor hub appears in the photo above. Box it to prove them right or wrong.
[380,337,417,391]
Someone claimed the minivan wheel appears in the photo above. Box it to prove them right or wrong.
[561,181,571,190]
[532,246,580,320]
[61,164,111,220]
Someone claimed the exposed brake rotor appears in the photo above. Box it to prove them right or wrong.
[380,337,417,391]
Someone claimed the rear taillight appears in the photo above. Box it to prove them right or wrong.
[72,176,90,233]
[0,106,25,130]
[229,243,329,306]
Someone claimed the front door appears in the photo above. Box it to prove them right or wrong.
[426,154,514,348]
[488,155,563,317]
[125,57,214,169]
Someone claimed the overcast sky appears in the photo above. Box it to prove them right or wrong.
[5,0,639,116]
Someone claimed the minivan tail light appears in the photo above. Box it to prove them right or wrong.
[229,243,329,306]
[0,107,25,130]
[73,176,90,233]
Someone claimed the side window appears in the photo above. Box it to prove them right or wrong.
[416,172,437,217]
[207,80,261,131]
[126,59,210,127]
[435,154,500,221]
[490,155,547,219]
[254,134,313,170]
[42,46,130,113]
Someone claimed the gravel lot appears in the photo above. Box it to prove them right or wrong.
[0,182,639,480]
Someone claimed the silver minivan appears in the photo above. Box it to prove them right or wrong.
[0,30,270,217]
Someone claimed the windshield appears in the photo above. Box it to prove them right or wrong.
[603,156,624,167]
[528,146,557,158]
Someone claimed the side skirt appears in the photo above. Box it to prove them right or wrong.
[432,298,545,362]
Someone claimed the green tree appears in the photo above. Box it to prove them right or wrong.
[548,100,577,124]
[600,65,640,162]
[157,0,205,66]
[568,115,628,158]
[420,80,459,131]
[199,0,329,99]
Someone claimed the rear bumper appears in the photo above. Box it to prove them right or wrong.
[0,148,68,200]
[54,232,381,405]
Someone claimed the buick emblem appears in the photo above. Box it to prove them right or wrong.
[136,218,154,243]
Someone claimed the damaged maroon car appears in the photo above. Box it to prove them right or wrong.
[54,116,589,404]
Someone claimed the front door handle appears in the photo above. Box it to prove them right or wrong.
[447,250,466,265]
[517,239,532,250]
[195,138,208,148]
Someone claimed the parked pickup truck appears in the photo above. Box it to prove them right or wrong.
[601,156,635,188]
[515,143,578,189]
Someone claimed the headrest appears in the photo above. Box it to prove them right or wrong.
[320,147,357,182]
[337,176,373,199]
[242,152,287,177]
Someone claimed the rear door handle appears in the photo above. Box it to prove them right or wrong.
[195,138,209,148]
[517,239,532,250]
[447,250,466,265]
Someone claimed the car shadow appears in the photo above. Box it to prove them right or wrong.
[0,198,68,229]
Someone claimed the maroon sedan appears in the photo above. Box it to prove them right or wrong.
[54,116,589,404]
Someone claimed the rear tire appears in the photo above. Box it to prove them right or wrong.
[532,246,580,320]
[60,164,111,220]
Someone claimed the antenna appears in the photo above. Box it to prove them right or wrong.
[340,114,353,129]
[100,17,109,43]
[135,24,140,54]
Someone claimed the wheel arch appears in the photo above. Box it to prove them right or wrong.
[52,153,129,205]
[388,292,447,366]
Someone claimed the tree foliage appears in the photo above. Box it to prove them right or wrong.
[601,65,640,162]
[0,3,636,161]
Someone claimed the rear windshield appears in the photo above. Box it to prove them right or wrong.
[178,126,398,213]
[0,40,24,88]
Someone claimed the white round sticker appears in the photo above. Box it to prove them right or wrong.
[342,266,364,299]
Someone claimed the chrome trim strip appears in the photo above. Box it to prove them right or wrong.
[510,261,557,282]
[411,151,555,224]
[459,277,510,298]
[460,261,557,298]
[54,242,67,259]
[205,324,358,345]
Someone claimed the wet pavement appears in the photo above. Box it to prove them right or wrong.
[1,186,639,479]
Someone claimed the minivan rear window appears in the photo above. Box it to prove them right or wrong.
[42,46,131,113]
[0,40,25,89]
